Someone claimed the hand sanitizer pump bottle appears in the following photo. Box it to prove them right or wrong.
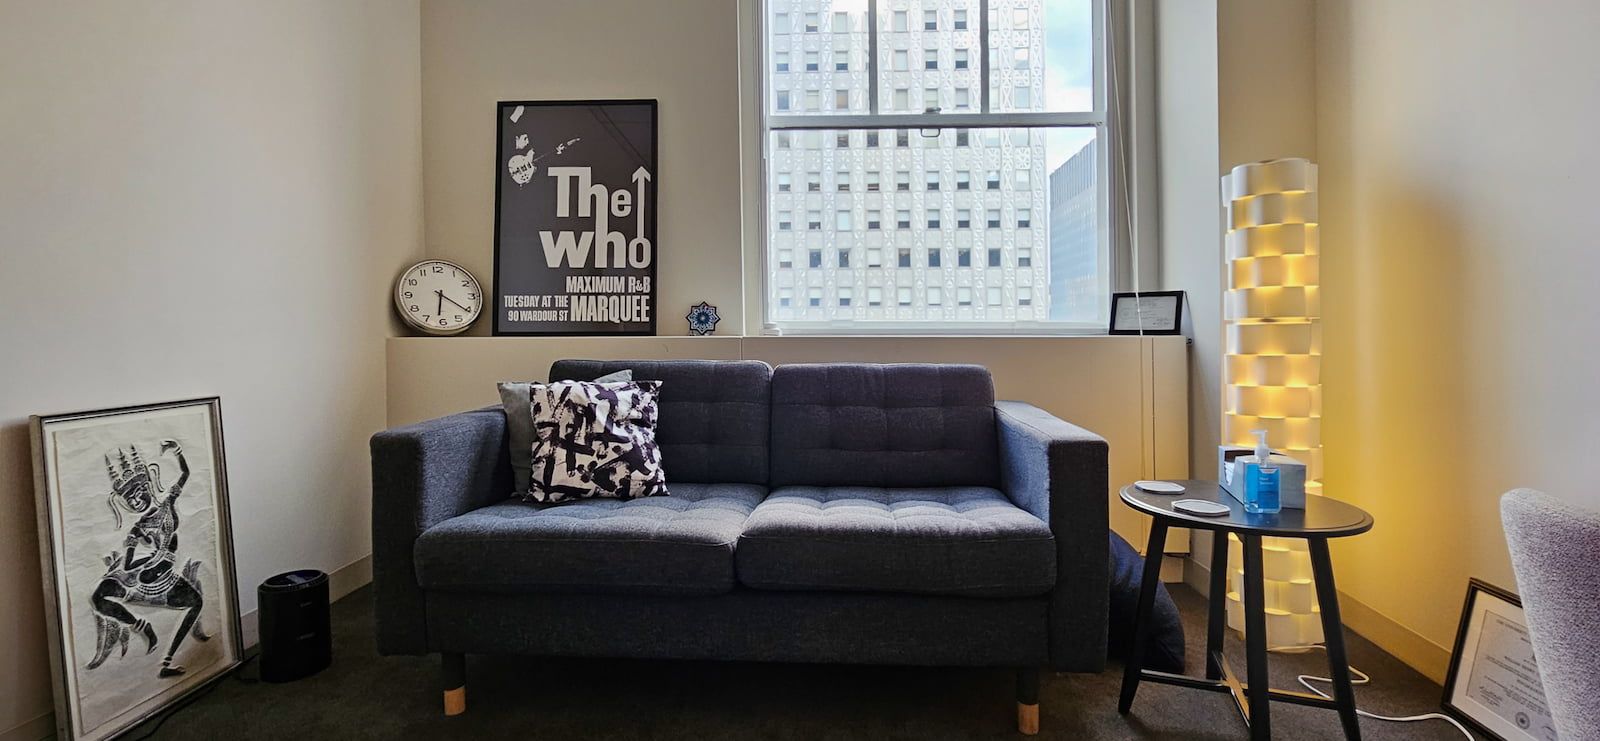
[1245,429,1282,514]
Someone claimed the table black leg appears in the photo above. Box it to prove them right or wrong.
[1117,520,1169,714]
[1310,538,1362,740]
[1206,533,1230,680]
[1241,534,1270,740]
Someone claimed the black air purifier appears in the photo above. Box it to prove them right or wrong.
[258,569,332,682]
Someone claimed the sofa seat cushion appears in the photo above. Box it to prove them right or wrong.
[736,486,1056,597]
[415,483,765,596]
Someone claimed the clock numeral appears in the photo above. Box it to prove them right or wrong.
[461,280,471,287]
[454,315,463,322]
[438,318,448,327]
[403,291,413,299]
[409,304,419,312]
[422,315,431,322]
[407,279,417,286]
[432,266,444,274]
[467,293,478,301]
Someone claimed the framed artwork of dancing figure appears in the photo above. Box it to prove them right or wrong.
[31,397,241,741]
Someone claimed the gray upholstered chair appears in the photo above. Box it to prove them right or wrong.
[1500,488,1600,739]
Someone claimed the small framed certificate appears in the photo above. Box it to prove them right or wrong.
[1109,291,1185,335]
[1442,579,1557,741]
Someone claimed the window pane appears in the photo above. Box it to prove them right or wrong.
[765,126,1101,326]
[990,0,1094,113]
[875,0,982,113]
[768,3,868,116]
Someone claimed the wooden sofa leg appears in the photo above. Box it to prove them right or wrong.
[442,652,466,716]
[1016,667,1040,735]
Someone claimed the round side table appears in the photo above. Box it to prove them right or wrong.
[1117,481,1374,740]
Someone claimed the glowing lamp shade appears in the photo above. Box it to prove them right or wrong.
[1221,158,1323,645]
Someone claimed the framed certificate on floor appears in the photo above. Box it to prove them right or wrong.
[1442,579,1557,741]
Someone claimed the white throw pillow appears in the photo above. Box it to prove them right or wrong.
[524,380,667,503]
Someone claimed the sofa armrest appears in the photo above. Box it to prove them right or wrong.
[995,400,1110,672]
[370,406,509,655]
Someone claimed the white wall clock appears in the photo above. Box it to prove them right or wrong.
[394,259,483,335]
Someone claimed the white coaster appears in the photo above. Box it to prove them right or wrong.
[1134,480,1185,494]
[1173,499,1231,517]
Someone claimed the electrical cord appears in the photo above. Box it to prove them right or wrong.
[1267,644,1473,739]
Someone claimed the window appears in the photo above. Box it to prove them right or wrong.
[763,0,1114,331]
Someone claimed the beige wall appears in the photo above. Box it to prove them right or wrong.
[421,0,745,336]
[1316,0,1600,680]
[0,2,422,737]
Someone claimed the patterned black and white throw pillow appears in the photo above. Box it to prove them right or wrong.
[524,380,667,503]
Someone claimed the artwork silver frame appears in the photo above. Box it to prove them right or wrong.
[30,397,242,741]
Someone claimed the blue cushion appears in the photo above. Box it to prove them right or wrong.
[550,360,772,485]
[736,486,1056,597]
[1107,532,1185,672]
[769,363,999,488]
[414,483,765,596]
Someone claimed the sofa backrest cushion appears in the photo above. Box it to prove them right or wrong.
[549,359,772,485]
[770,363,998,488]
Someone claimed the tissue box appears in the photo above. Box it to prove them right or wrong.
[1218,446,1307,509]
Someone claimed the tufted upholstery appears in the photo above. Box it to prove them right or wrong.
[550,359,771,485]
[414,483,765,596]
[769,363,999,488]
[736,486,1056,597]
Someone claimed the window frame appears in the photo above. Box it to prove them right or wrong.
[757,0,1118,335]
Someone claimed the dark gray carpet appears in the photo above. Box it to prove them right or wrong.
[139,584,1476,739]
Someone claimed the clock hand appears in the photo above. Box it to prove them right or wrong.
[435,290,443,315]
[440,293,472,312]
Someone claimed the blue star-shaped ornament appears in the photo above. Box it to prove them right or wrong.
[686,302,720,336]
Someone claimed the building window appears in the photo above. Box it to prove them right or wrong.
[763,0,1115,331]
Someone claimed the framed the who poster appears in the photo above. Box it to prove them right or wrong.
[493,99,658,335]
[30,398,241,741]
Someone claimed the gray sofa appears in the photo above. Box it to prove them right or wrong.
[371,360,1109,734]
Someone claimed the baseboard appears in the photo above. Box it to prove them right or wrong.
[240,554,373,649]
[1181,556,1451,684]
[0,712,54,741]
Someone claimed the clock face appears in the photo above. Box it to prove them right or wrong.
[394,260,483,335]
